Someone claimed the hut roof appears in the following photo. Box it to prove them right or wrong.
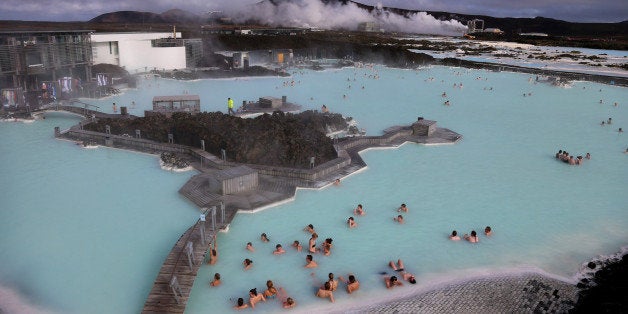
[213,165,257,181]
[153,95,200,102]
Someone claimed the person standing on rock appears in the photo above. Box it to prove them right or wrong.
[227,97,235,115]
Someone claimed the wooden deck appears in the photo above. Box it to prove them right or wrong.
[142,212,225,314]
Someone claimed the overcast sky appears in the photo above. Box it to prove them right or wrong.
[0,0,625,23]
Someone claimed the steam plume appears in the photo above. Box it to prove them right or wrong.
[228,0,467,36]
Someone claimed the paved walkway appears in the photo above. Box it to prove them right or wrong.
[343,274,578,314]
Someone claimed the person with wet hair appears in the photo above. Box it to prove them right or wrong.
[305,254,318,268]
[338,274,360,293]
[234,297,248,310]
[316,281,335,302]
[464,230,479,243]
[249,288,266,308]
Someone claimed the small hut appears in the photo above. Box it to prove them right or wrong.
[412,118,436,136]
[208,166,258,195]
[145,95,200,118]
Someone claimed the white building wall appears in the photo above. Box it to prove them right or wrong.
[92,42,118,65]
[91,32,186,73]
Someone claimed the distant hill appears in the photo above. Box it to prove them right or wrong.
[89,10,202,24]
[341,0,627,37]
[12,0,626,39]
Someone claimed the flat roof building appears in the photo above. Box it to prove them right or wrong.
[91,32,188,73]
[145,94,201,118]
[0,30,93,104]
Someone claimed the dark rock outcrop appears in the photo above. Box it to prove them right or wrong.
[85,110,346,169]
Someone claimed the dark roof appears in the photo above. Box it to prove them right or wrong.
[153,95,200,102]
[213,166,257,181]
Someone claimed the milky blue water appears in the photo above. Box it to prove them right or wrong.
[1,65,626,313]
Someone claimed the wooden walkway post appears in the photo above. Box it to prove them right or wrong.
[185,241,195,272]
[169,276,183,304]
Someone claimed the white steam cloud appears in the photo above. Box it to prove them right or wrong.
[228,0,467,36]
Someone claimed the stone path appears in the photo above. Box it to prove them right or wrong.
[344,274,578,314]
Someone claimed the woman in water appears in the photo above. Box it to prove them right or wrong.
[322,238,333,256]
[464,230,479,243]
[210,273,221,287]
[261,233,270,242]
[249,288,266,308]
[243,258,253,270]
[246,242,255,252]
[309,233,319,253]
[263,280,278,298]
[292,240,302,251]
[449,230,461,241]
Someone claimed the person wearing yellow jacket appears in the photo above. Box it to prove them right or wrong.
[227,97,235,115]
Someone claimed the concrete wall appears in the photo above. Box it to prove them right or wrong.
[91,32,186,73]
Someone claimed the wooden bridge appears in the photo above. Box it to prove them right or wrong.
[142,206,227,314]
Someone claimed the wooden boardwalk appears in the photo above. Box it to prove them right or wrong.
[142,211,225,314]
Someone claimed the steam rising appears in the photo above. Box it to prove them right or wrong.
[228,0,467,36]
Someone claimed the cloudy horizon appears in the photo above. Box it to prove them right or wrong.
[0,0,625,24]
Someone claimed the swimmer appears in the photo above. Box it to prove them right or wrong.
[249,288,266,308]
[464,230,479,243]
[309,233,319,253]
[304,224,315,234]
[347,216,357,228]
[246,242,255,252]
[234,297,248,310]
[449,230,461,241]
[619,128,623,133]
[261,233,270,242]
[322,238,333,256]
[384,275,403,289]
[243,258,253,270]
[305,254,318,268]
[394,214,404,224]
[442,92,447,97]
[333,178,341,186]
[388,259,417,284]
[484,226,492,236]
[263,280,278,298]
[398,203,409,212]
[210,273,221,287]
[273,244,286,255]
[315,282,335,302]
[608,118,612,124]
[585,152,591,159]
[292,240,302,252]
[326,273,338,291]
[283,297,296,309]
[277,287,296,308]
[338,274,360,294]
[354,204,365,215]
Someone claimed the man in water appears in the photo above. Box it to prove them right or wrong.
[315,282,335,302]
